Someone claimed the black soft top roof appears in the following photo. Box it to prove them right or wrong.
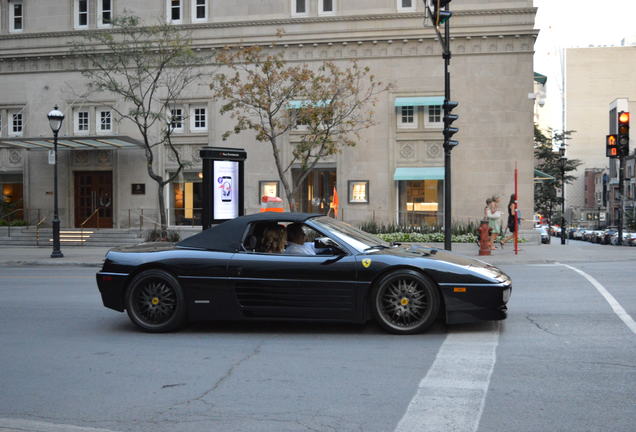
[177,212,323,251]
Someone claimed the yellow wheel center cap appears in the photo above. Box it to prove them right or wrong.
[151,297,160,305]
[400,297,409,306]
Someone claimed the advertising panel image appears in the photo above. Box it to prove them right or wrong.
[213,160,239,220]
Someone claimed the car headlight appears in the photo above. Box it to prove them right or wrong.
[503,284,511,302]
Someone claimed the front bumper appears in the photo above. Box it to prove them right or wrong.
[440,281,511,324]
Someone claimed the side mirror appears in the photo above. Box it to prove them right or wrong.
[314,237,344,254]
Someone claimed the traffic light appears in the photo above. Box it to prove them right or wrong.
[430,0,453,27]
[606,134,618,158]
[443,100,459,148]
[618,111,629,156]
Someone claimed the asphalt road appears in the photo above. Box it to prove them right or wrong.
[0,262,634,432]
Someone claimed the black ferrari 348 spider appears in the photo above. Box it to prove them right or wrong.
[96,212,511,334]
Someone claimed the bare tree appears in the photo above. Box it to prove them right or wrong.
[72,15,205,235]
[213,46,390,211]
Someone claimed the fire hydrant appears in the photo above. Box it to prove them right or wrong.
[478,219,492,256]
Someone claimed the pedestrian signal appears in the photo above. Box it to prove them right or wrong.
[606,134,618,158]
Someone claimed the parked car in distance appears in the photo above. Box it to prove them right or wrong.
[572,228,585,240]
[610,231,635,246]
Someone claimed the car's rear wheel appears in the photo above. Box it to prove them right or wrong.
[372,269,440,335]
[125,269,186,332]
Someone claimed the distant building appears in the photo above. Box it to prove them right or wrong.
[565,46,636,228]
[0,0,537,230]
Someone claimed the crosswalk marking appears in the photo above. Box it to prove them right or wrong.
[394,322,500,432]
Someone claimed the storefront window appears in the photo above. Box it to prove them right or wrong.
[0,174,24,222]
[259,180,279,200]
[398,180,443,227]
[170,172,202,225]
[348,180,369,204]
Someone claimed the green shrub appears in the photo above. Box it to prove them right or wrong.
[377,232,477,243]
[359,220,480,236]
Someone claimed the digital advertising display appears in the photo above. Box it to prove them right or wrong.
[212,160,239,220]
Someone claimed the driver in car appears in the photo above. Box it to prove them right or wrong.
[285,223,316,255]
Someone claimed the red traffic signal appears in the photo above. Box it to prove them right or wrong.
[618,111,629,156]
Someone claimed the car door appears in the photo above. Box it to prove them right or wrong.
[227,250,363,321]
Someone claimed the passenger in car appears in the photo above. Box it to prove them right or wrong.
[285,223,316,255]
[261,224,287,253]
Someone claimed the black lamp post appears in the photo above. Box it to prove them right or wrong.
[559,144,566,245]
[48,106,65,258]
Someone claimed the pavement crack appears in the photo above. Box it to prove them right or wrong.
[160,341,264,414]
[193,341,263,403]
[526,314,561,336]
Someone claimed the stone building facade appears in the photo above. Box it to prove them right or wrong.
[565,46,636,228]
[0,0,536,229]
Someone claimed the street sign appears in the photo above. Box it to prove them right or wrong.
[48,150,55,165]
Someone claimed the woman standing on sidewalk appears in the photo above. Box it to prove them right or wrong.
[486,196,502,249]
[502,194,518,246]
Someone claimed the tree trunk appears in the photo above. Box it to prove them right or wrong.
[157,183,167,238]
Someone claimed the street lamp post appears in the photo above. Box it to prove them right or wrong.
[48,106,65,258]
[559,144,567,245]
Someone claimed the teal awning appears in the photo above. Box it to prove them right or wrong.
[534,169,555,182]
[288,100,331,109]
[394,167,445,181]
[0,135,143,150]
[394,96,444,107]
[534,72,547,85]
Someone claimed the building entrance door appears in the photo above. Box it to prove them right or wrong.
[74,171,113,228]
[292,168,336,214]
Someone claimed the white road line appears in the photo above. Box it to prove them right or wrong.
[560,263,636,335]
[0,418,118,432]
[394,322,500,432]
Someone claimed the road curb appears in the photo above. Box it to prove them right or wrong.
[0,260,103,267]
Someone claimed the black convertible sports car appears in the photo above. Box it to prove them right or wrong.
[96,212,511,334]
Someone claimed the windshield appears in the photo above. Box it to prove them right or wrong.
[310,216,391,253]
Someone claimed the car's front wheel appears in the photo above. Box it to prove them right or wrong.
[372,269,440,335]
[125,269,186,332]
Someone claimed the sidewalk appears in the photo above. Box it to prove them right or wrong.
[0,238,635,267]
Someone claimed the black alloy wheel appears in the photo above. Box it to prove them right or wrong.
[125,269,186,332]
[372,269,440,335]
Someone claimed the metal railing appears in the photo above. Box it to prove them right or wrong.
[35,217,47,246]
[3,208,26,237]
[124,208,203,230]
[80,208,101,245]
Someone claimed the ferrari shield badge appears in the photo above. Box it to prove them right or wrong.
[361,258,372,268]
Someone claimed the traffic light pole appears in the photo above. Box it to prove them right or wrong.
[618,156,625,245]
[442,6,452,251]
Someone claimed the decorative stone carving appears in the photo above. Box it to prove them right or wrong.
[400,143,415,159]
[426,143,442,159]
[166,149,179,162]
[8,149,22,165]
[96,150,112,166]
[191,147,202,163]
[72,151,90,166]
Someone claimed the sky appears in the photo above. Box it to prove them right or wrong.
[533,0,636,131]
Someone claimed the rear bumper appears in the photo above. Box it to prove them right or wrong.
[96,272,129,312]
